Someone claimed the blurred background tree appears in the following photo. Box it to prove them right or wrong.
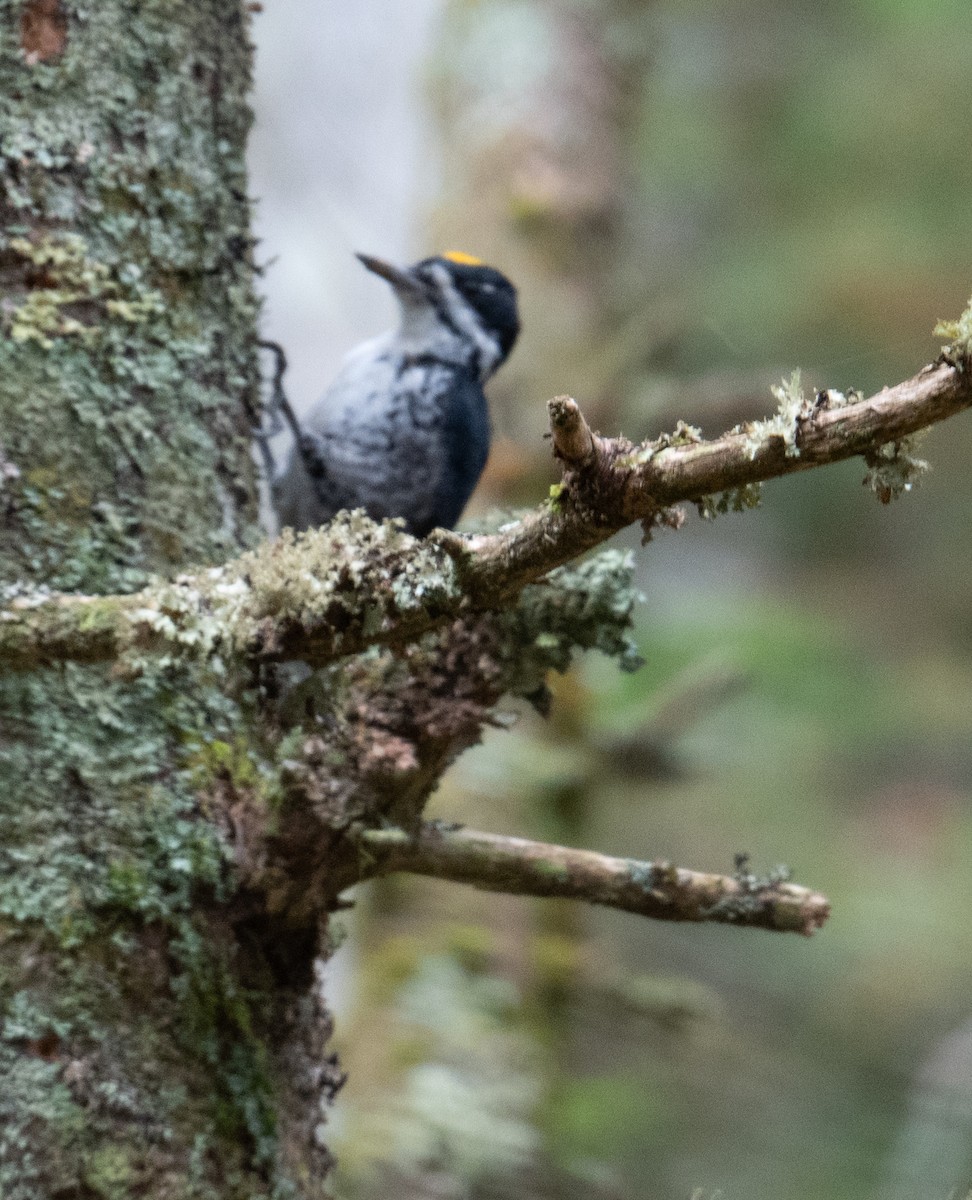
[252,1,972,1197]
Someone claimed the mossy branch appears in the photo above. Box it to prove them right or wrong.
[1,354,971,671]
[358,824,830,936]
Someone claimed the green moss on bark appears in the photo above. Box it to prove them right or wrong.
[0,0,261,590]
[0,0,321,1193]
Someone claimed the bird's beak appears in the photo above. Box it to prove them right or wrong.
[355,253,424,297]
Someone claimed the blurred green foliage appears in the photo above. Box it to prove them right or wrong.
[639,0,972,384]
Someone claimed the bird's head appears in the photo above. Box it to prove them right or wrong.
[356,250,520,378]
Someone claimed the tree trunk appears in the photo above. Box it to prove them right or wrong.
[0,1,336,1192]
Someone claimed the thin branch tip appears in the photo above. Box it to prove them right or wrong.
[548,393,596,465]
[359,823,830,936]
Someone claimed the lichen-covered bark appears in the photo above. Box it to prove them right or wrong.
[0,1,331,1193]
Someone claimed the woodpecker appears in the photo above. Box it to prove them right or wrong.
[273,251,520,537]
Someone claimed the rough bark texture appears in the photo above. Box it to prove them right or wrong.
[0,1,340,1193]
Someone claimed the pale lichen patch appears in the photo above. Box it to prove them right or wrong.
[862,436,929,504]
[118,513,466,667]
[499,549,642,696]
[619,421,703,472]
[4,234,164,348]
[695,482,763,521]
[741,370,812,460]
[935,295,972,369]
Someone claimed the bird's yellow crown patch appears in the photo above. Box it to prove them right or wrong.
[442,250,484,266]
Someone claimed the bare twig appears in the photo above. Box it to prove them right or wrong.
[358,823,830,936]
[1,356,970,670]
[460,359,971,599]
[548,393,597,466]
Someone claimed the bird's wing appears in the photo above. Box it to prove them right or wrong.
[274,349,443,531]
[273,347,490,535]
[426,367,491,533]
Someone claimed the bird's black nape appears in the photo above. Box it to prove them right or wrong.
[418,254,521,364]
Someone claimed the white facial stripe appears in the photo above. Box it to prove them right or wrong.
[429,262,502,378]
